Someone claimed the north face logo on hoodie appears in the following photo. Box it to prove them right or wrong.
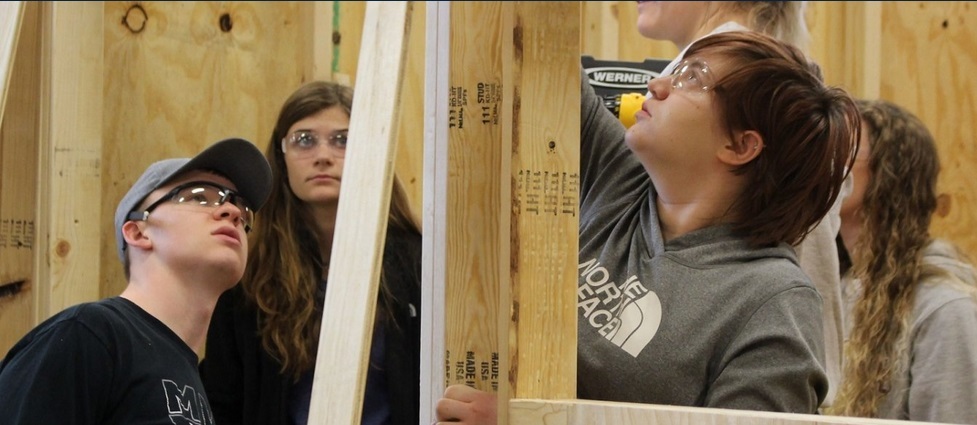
[578,258,662,357]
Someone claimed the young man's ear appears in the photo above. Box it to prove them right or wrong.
[122,220,152,252]
[719,130,763,166]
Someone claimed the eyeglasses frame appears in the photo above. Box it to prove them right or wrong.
[126,180,255,232]
[280,129,349,158]
[668,58,717,93]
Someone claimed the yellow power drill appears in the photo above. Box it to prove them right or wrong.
[582,55,667,129]
[602,92,646,129]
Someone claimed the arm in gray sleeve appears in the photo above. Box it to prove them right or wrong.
[705,286,829,413]
[906,296,977,424]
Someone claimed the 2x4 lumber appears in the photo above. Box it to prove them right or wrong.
[503,1,579,400]
[0,1,23,123]
[420,2,450,424]
[423,2,580,423]
[0,0,37,357]
[424,1,512,421]
[38,1,103,318]
[853,2,882,99]
[307,2,413,425]
[393,3,427,221]
[440,0,508,397]
[509,399,948,425]
[311,2,332,82]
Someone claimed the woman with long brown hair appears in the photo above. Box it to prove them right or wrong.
[831,99,977,423]
[200,81,422,425]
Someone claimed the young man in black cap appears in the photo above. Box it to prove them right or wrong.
[0,138,272,425]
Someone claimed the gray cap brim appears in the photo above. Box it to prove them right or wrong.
[114,138,273,263]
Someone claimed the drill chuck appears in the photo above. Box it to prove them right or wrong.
[602,92,646,129]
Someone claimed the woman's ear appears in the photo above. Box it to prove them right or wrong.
[122,220,152,253]
[719,130,763,166]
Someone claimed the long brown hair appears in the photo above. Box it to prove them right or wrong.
[685,31,859,247]
[242,81,420,380]
[830,99,943,417]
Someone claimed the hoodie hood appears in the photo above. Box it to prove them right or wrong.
[656,221,800,270]
[923,239,977,285]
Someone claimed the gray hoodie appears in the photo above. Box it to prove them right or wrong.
[577,70,827,413]
[843,239,977,423]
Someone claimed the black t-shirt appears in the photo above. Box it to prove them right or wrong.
[0,297,214,425]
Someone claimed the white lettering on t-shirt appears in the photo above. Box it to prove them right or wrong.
[162,379,214,425]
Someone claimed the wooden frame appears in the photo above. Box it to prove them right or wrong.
[0,1,23,121]
[308,2,414,425]
[0,1,34,351]
[509,399,948,425]
[3,2,967,425]
[420,2,581,423]
[316,2,954,425]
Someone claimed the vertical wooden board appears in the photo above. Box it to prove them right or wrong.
[612,1,676,62]
[807,2,847,87]
[394,1,426,221]
[421,4,450,422]
[580,1,617,61]
[41,2,104,316]
[332,1,365,86]
[879,1,977,260]
[0,1,23,121]
[856,2,882,100]
[311,1,331,81]
[807,1,880,96]
[308,3,412,424]
[442,1,507,394]
[0,1,39,356]
[580,1,618,58]
[100,1,312,296]
[507,1,579,399]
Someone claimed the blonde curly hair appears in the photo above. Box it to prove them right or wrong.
[830,99,974,417]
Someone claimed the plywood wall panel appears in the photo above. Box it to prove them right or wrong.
[879,2,977,259]
[580,1,675,63]
[100,1,312,294]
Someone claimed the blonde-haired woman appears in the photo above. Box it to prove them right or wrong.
[832,98,977,423]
